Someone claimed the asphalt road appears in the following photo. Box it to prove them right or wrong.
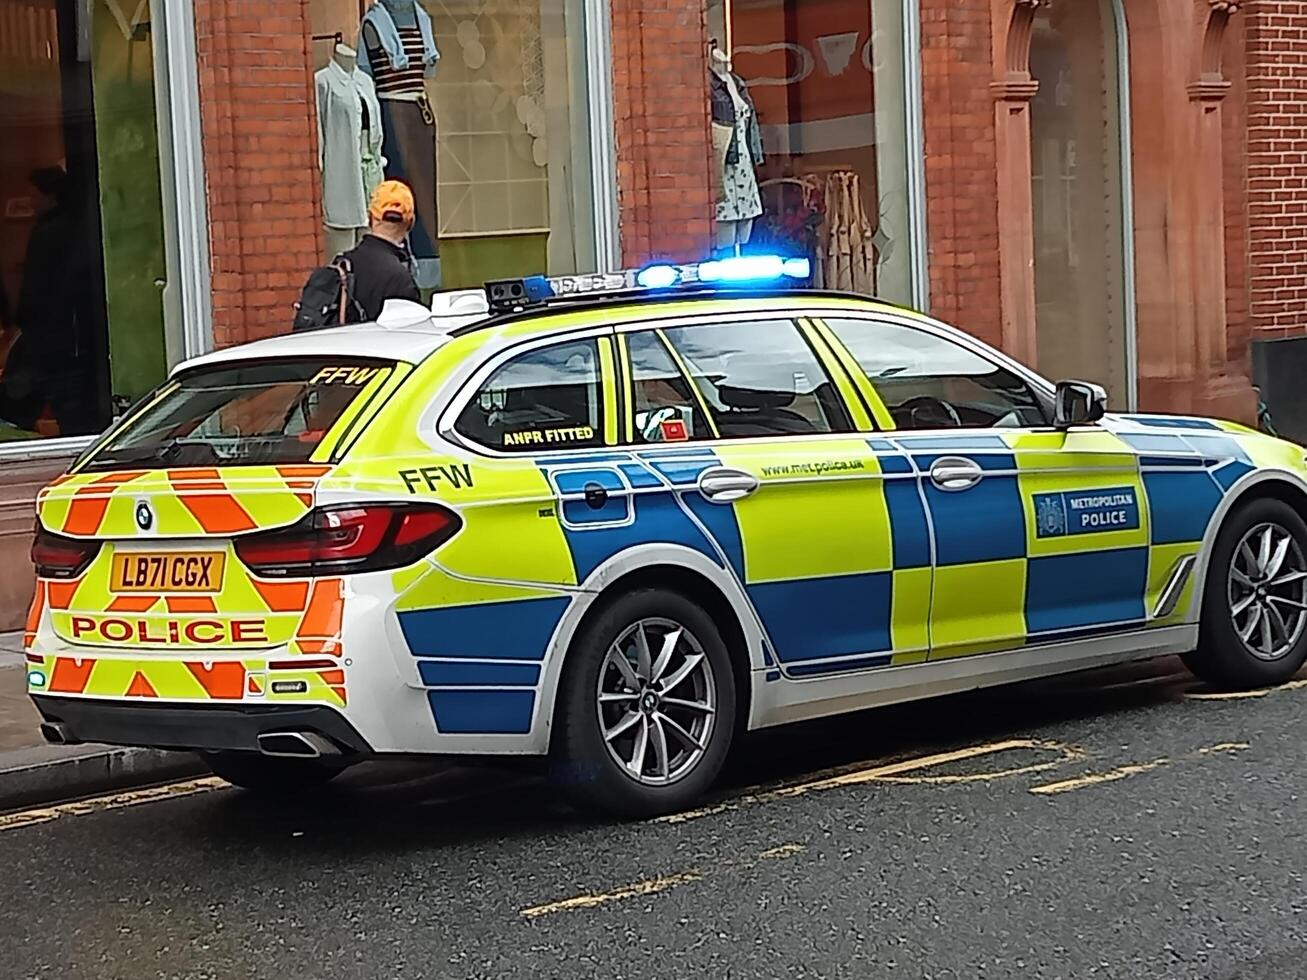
[3,657,1307,980]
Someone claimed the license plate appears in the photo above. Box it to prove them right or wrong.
[109,552,226,594]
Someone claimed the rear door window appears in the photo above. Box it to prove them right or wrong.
[455,338,607,452]
[81,359,395,471]
[657,319,852,440]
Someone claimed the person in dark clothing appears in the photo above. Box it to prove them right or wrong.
[344,179,420,322]
[2,167,85,432]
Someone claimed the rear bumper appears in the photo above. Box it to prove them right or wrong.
[30,696,374,756]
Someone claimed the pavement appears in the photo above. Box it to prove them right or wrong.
[0,631,203,811]
[2,656,1307,979]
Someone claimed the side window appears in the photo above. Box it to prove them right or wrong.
[625,330,712,443]
[455,339,605,452]
[657,320,852,440]
[825,318,1051,430]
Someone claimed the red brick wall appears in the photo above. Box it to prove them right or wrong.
[609,0,715,266]
[193,0,322,348]
[1244,0,1307,340]
[919,0,1003,347]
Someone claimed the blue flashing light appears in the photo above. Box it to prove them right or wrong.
[636,264,681,289]
[782,257,812,279]
[696,254,811,285]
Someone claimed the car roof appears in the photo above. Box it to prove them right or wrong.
[174,322,457,374]
[173,290,923,376]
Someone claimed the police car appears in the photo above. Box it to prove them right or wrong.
[23,255,1307,817]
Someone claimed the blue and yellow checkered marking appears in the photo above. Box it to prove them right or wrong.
[389,412,1275,721]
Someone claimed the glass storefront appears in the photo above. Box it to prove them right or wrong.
[0,0,170,444]
[704,0,915,306]
[310,0,599,291]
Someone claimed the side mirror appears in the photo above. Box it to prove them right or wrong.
[1054,380,1108,429]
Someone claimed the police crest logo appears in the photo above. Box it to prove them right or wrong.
[1036,495,1067,538]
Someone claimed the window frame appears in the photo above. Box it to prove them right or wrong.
[438,326,621,459]
[612,313,861,448]
[812,313,1058,433]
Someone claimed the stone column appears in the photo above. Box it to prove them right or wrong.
[990,0,1042,364]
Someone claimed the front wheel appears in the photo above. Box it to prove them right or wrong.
[1184,497,1307,689]
[200,751,348,794]
[552,589,737,819]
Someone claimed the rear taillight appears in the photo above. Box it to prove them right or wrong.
[31,525,101,579]
[234,504,460,578]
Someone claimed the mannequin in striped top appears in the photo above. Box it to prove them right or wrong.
[359,0,442,289]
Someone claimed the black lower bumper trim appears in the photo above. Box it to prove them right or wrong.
[30,696,373,756]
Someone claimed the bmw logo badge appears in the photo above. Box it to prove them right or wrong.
[135,501,154,531]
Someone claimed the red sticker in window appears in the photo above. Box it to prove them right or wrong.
[660,419,689,442]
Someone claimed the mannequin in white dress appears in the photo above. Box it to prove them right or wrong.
[316,44,386,259]
[709,45,763,250]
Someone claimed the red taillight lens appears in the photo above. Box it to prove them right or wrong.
[31,525,101,579]
[234,504,460,578]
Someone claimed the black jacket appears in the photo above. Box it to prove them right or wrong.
[343,234,419,322]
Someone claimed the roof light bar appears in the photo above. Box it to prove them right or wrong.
[483,254,812,313]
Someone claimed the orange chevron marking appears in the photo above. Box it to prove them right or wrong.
[184,662,245,700]
[24,582,46,643]
[169,470,257,534]
[276,466,332,480]
[165,596,218,614]
[299,579,344,642]
[64,472,143,536]
[319,669,345,685]
[46,582,78,610]
[126,671,159,698]
[109,596,160,613]
[50,658,96,694]
[251,579,310,613]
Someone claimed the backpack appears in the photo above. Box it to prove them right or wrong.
[292,254,364,331]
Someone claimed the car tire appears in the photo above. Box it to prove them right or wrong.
[200,751,348,794]
[551,588,737,819]
[1183,497,1307,689]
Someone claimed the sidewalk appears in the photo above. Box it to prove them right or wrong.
[0,632,203,811]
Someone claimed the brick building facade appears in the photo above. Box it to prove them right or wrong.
[186,0,1307,421]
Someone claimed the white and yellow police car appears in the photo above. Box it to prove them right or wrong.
[23,255,1307,816]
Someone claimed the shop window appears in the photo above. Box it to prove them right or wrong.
[1030,1,1130,405]
[703,0,914,305]
[310,0,598,292]
[659,320,851,439]
[0,0,170,444]
[455,338,605,452]
[825,318,1050,430]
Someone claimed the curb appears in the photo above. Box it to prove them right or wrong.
[0,744,207,813]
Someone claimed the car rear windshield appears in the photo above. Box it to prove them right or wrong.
[80,358,396,471]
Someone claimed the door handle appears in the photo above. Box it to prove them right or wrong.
[929,457,983,492]
[698,467,760,504]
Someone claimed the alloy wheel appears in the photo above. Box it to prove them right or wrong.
[596,617,717,786]
[1228,521,1307,661]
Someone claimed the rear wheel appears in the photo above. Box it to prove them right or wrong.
[1184,497,1307,689]
[552,589,737,819]
[201,751,348,794]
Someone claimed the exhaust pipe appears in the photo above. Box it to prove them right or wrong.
[256,731,341,759]
[40,722,78,746]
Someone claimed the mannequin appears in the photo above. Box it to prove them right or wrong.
[359,0,442,289]
[709,43,763,251]
[316,43,385,259]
